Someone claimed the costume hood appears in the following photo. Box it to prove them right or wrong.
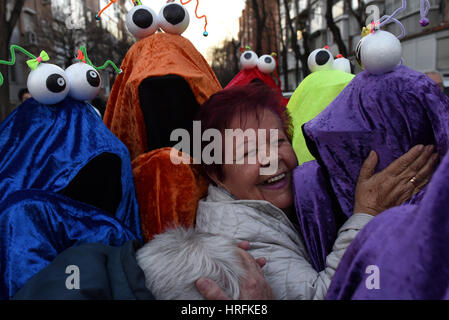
[303,65,449,218]
[0,97,142,237]
[104,33,222,160]
[226,67,289,106]
[293,65,449,272]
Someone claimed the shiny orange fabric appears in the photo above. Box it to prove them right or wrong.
[132,148,209,242]
[104,33,221,242]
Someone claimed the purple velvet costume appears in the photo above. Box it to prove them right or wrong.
[293,65,449,298]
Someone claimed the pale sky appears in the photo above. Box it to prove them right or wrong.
[150,0,246,62]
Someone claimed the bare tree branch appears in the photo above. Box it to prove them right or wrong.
[325,0,348,57]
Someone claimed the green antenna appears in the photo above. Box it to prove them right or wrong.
[78,46,122,74]
[0,45,37,86]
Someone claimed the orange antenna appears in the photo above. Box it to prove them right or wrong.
[96,0,118,20]
[180,0,209,36]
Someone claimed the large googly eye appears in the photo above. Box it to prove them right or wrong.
[358,30,402,75]
[159,2,190,35]
[257,55,276,74]
[126,5,159,39]
[65,62,102,101]
[240,50,258,69]
[307,48,334,73]
[333,56,352,74]
[27,63,69,105]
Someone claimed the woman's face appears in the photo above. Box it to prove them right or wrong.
[215,109,298,210]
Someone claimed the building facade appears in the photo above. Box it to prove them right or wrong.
[238,0,282,57]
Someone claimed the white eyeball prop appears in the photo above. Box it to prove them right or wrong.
[126,5,159,39]
[65,63,102,101]
[27,63,69,105]
[159,3,189,35]
[240,50,258,70]
[308,48,334,73]
[333,56,352,74]
[357,30,402,75]
[257,55,276,74]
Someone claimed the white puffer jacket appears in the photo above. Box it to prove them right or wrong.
[195,185,373,300]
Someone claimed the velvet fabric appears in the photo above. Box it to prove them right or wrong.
[0,190,136,299]
[0,97,141,237]
[326,147,449,299]
[132,148,208,242]
[303,65,449,219]
[225,67,289,106]
[104,32,222,160]
[292,65,449,273]
[104,33,221,241]
[292,161,338,272]
[287,70,354,165]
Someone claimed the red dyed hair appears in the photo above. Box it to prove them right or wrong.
[196,82,292,181]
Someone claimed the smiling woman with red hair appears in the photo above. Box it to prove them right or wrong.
[194,82,438,299]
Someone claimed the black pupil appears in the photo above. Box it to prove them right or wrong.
[163,4,185,25]
[133,9,153,29]
[264,57,272,64]
[86,70,100,87]
[244,52,252,60]
[316,51,330,66]
[46,74,66,93]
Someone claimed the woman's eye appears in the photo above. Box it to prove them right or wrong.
[308,48,334,73]
[257,55,276,74]
[27,63,69,105]
[159,2,190,35]
[65,62,102,101]
[126,5,159,39]
[240,50,258,70]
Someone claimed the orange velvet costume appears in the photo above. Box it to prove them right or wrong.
[104,33,222,242]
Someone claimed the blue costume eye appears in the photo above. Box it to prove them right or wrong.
[159,3,190,35]
[27,63,69,105]
[46,74,66,93]
[65,63,102,101]
[126,5,159,39]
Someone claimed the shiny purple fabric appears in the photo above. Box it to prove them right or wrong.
[303,65,449,218]
[326,147,449,299]
[293,161,337,271]
[293,65,449,274]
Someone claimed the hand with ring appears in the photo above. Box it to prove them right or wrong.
[353,145,439,217]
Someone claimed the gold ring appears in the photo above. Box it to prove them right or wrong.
[409,176,417,184]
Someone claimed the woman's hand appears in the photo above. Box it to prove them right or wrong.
[195,241,274,300]
[353,145,439,216]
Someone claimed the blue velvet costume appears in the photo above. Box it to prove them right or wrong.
[0,97,142,299]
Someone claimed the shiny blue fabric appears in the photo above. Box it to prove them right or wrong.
[0,190,136,299]
[0,97,143,299]
[327,147,449,299]
[0,97,141,237]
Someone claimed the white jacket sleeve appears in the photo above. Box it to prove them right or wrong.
[266,213,374,300]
